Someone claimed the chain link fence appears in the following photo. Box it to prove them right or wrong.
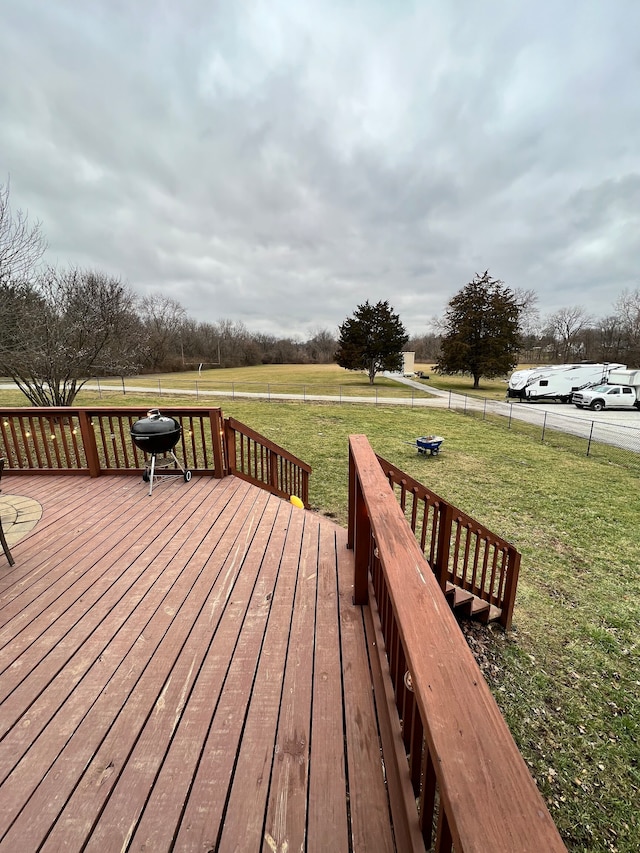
[446,391,640,473]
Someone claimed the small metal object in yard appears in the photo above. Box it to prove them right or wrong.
[404,435,444,456]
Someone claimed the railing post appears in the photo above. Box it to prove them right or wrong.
[209,409,226,477]
[269,449,278,490]
[435,502,454,590]
[500,546,520,630]
[78,410,101,477]
[224,418,237,475]
[353,473,370,605]
[347,444,356,549]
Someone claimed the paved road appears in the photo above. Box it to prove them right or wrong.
[390,375,640,453]
[0,381,447,408]
[3,376,639,452]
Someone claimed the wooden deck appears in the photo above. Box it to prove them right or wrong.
[0,473,397,852]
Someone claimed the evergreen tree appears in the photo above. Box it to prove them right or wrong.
[437,272,522,388]
[336,300,408,384]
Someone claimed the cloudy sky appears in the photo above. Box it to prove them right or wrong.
[1,0,639,338]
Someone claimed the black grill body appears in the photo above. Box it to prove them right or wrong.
[130,409,191,495]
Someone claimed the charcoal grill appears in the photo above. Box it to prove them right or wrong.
[131,409,192,496]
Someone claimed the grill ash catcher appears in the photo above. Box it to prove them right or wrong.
[131,409,192,496]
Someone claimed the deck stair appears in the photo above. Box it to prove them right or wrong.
[444,582,501,624]
[376,454,521,631]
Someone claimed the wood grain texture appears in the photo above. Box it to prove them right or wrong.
[0,472,395,852]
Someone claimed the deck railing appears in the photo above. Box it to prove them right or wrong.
[347,435,566,853]
[377,456,520,629]
[0,406,226,478]
[224,416,310,507]
[0,407,310,506]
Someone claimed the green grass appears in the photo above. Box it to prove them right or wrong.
[414,362,514,399]
[1,376,639,852]
[98,364,434,400]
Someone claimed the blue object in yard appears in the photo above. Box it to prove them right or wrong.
[416,435,444,455]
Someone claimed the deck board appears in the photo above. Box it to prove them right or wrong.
[0,473,398,852]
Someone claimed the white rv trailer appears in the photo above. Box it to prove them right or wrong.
[519,363,626,402]
[507,365,572,399]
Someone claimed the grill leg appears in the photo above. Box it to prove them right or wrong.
[169,451,184,475]
[148,454,156,497]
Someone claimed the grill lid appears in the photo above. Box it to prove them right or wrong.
[131,409,180,436]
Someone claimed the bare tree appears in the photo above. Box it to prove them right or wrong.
[139,294,187,370]
[0,180,47,284]
[613,288,640,365]
[0,267,143,406]
[304,328,336,363]
[543,306,593,362]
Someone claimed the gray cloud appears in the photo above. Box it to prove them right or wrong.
[1,0,639,337]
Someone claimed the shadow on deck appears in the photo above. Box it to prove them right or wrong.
[0,473,392,852]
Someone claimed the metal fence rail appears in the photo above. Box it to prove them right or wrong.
[445,392,640,469]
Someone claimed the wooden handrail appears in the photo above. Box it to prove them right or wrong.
[376,455,520,629]
[224,416,311,507]
[348,435,566,853]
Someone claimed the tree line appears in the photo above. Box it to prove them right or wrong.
[2,179,639,405]
[0,182,337,405]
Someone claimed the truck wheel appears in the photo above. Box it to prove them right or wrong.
[591,400,604,412]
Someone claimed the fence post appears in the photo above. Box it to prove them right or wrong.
[78,410,101,478]
[121,376,126,396]
[435,502,454,590]
[541,412,547,443]
[483,399,487,420]
[508,403,513,429]
[587,421,594,456]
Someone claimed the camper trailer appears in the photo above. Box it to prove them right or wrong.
[508,363,626,403]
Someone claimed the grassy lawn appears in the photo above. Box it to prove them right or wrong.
[97,364,435,399]
[1,378,638,852]
[414,361,515,399]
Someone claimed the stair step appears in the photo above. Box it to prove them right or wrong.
[444,583,502,625]
[445,584,474,607]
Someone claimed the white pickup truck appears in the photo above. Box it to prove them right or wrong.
[572,370,640,411]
